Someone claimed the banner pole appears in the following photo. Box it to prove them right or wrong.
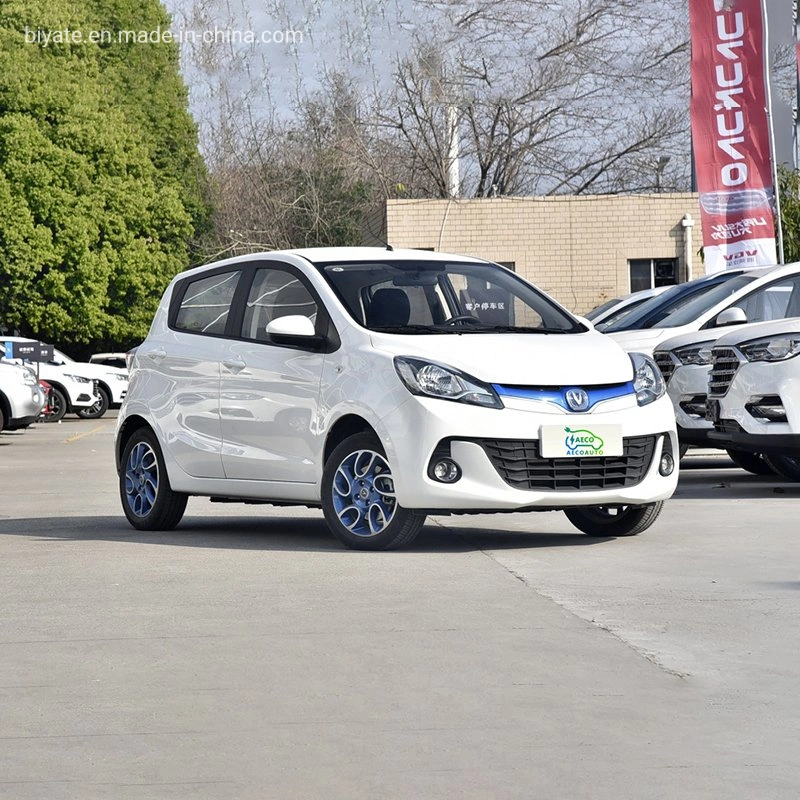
[762,0,785,264]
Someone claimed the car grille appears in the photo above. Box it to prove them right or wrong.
[653,352,676,383]
[708,347,741,396]
[478,436,657,491]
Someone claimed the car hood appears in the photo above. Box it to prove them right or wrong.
[369,331,634,385]
[607,327,690,355]
[654,328,720,354]
[714,318,800,348]
[58,362,128,380]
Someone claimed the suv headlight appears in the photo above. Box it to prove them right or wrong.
[63,373,92,383]
[394,357,503,409]
[630,352,665,406]
[673,341,714,366]
[738,335,800,362]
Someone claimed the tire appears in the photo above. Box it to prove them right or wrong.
[321,432,426,550]
[119,427,187,530]
[726,449,774,476]
[763,454,800,482]
[0,402,5,433]
[76,386,110,419]
[41,387,67,423]
[564,501,664,537]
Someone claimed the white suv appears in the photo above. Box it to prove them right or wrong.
[0,362,46,432]
[116,248,678,550]
[706,318,800,480]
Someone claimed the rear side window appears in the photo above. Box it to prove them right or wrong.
[174,271,241,335]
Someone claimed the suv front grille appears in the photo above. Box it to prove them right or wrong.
[653,352,676,383]
[708,347,741,396]
[478,436,657,491]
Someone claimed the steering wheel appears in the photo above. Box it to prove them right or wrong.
[445,315,482,325]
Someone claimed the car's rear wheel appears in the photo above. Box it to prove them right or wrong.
[564,501,664,537]
[763,454,800,482]
[726,449,774,476]
[41,387,67,423]
[321,432,426,550]
[76,386,110,419]
[120,428,187,530]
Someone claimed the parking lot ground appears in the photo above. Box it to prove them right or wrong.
[0,418,798,799]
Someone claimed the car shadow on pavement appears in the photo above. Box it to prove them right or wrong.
[0,515,613,553]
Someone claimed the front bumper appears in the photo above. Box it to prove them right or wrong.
[380,393,678,510]
[706,361,800,456]
[666,363,713,439]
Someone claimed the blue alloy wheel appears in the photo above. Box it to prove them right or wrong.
[332,449,397,537]
[125,440,159,518]
[119,428,187,531]
[321,432,426,550]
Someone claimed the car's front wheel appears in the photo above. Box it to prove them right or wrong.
[41,387,67,422]
[76,386,110,419]
[564,501,664,537]
[763,454,800,482]
[120,427,187,530]
[726,449,774,476]
[321,433,426,550]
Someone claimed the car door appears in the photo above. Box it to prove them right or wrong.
[219,262,328,483]
[726,274,800,325]
[145,266,242,479]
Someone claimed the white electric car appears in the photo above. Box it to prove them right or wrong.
[116,248,679,550]
[0,361,46,432]
[706,318,800,481]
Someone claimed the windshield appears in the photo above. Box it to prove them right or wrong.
[656,275,757,328]
[600,273,754,332]
[316,259,583,334]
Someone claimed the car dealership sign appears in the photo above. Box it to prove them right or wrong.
[690,0,778,273]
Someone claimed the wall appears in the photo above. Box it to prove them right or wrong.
[364,194,704,314]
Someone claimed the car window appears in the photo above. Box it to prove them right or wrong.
[240,267,318,341]
[655,275,758,328]
[174,270,241,335]
[735,276,800,323]
[318,259,573,333]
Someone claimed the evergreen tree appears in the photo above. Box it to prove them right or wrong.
[0,0,207,349]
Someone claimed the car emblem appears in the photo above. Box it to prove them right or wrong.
[565,388,590,412]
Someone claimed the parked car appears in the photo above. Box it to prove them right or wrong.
[707,318,800,480]
[586,286,671,327]
[89,352,129,370]
[1,337,127,419]
[116,247,679,550]
[0,361,46,433]
[597,268,753,333]
[0,340,100,422]
[607,263,800,356]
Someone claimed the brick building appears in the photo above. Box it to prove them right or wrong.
[363,194,704,315]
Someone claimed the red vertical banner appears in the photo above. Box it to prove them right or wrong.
[690,0,777,272]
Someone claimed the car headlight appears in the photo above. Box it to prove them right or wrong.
[394,356,503,409]
[63,373,92,383]
[630,352,665,406]
[673,341,714,366]
[113,373,129,381]
[738,335,800,362]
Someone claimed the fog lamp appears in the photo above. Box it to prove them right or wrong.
[659,453,675,476]
[432,459,461,483]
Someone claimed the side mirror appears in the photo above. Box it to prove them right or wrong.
[266,315,316,338]
[714,306,747,327]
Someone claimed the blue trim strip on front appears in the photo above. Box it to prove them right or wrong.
[492,382,636,411]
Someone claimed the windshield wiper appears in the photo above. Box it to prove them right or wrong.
[370,325,449,334]
[448,325,573,334]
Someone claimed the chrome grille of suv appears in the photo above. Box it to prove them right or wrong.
[653,352,676,383]
[708,347,740,396]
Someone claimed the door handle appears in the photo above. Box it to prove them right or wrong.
[146,348,166,361]
[223,357,247,373]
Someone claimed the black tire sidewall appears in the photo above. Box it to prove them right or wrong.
[77,386,110,419]
[43,387,67,422]
[565,501,663,537]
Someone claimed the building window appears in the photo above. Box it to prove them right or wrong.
[496,261,516,271]
[628,258,678,292]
